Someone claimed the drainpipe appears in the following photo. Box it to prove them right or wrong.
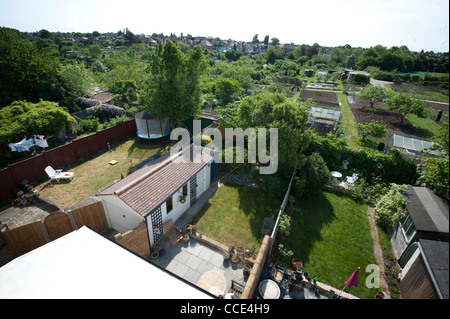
[418,241,444,299]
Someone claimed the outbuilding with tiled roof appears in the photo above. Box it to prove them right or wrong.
[97,144,214,248]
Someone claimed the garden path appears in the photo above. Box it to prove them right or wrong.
[367,206,390,293]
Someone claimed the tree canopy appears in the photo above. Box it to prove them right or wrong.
[385,92,427,126]
[140,40,206,129]
[229,91,311,168]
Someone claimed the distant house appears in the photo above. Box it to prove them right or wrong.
[97,144,214,248]
[200,39,212,50]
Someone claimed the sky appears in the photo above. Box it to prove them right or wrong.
[1,0,448,52]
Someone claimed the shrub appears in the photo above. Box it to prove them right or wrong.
[374,184,408,227]
[73,116,99,134]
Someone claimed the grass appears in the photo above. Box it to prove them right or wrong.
[189,183,279,253]
[36,137,167,209]
[337,93,360,148]
[406,112,445,140]
[283,191,379,299]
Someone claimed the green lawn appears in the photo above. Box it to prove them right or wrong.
[283,191,379,299]
[191,182,380,299]
[190,183,279,253]
[37,137,166,208]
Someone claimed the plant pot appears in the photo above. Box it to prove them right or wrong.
[183,233,190,243]
[151,251,159,260]
[231,255,240,264]
[223,251,231,263]
[243,263,252,277]
[153,243,162,253]
[375,291,385,299]
[291,258,303,270]
[236,246,245,256]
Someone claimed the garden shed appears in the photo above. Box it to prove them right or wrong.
[386,134,442,157]
[97,144,214,248]
[399,239,448,299]
[391,186,448,262]
[307,106,341,136]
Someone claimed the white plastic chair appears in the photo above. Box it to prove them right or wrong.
[345,173,358,185]
[45,166,75,182]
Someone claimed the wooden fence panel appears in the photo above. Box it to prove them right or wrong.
[71,202,106,232]
[43,212,75,241]
[3,222,48,257]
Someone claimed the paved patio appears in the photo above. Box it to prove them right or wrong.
[150,177,248,296]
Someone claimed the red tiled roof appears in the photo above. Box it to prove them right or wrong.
[98,145,212,216]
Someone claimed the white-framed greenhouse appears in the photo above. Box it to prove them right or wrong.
[387,134,442,157]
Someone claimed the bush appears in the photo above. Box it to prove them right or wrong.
[73,116,99,134]
[374,184,408,227]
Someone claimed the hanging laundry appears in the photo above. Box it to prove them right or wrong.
[34,139,48,148]
[8,138,34,152]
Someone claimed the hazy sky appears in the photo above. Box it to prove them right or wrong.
[1,0,448,52]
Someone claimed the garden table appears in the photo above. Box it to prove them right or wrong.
[259,279,280,299]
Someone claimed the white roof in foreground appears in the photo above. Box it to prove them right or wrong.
[0,226,212,299]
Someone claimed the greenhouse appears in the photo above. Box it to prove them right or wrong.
[307,106,341,136]
[386,134,442,157]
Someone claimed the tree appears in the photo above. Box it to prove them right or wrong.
[215,77,241,104]
[0,27,59,106]
[270,37,280,46]
[231,91,311,168]
[252,34,259,44]
[140,40,206,129]
[357,85,387,109]
[300,152,330,196]
[417,122,449,196]
[57,63,93,99]
[357,120,387,140]
[264,35,269,45]
[386,92,427,127]
[0,100,74,164]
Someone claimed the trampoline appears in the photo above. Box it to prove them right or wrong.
[135,110,171,140]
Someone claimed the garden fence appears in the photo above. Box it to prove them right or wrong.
[2,201,108,257]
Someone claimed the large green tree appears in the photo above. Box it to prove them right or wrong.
[386,92,427,127]
[0,27,59,106]
[230,91,311,168]
[357,85,387,109]
[140,40,206,129]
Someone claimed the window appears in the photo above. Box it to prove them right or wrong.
[402,215,416,241]
[182,184,188,197]
[166,197,173,213]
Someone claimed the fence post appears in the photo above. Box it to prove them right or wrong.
[37,220,51,243]
[66,210,79,230]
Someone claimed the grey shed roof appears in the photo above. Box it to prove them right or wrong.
[405,186,449,234]
[419,239,449,299]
